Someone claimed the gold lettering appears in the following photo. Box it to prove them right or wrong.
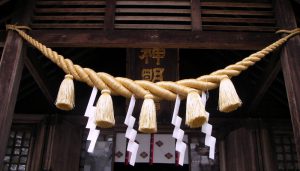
[141,68,152,81]
[139,48,152,64]
[152,68,164,82]
[139,48,165,65]
[152,48,165,65]
[141,68,164,82]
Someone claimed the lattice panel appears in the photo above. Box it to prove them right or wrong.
[200,0,277,32]
[273,134,299,170]
[31,0,106,29]
[3,128,33,171]
[115,0,192,30]
[269,122,299,171]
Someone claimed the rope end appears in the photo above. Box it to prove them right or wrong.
[218,77,242,113]
[95,89,115,128]
[138,93,157,133]
[55,74,75,111]
[185,90,207,128]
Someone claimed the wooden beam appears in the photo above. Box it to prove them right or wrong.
[274,0,300,165]
[24,54,55,105]
[245,53,281,115]
[29,30,278,50]
[104,0,116,30]
[13,114,46,124]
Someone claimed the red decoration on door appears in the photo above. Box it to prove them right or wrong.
[150,134,154,165]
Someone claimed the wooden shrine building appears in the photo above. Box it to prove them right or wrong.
[1,0,300,170]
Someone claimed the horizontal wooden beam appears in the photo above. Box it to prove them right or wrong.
[28,30,278,50]
[13,114,46,124]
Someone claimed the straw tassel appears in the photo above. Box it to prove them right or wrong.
[95,89,115,128]
[186,90,207,128]
[138,94,157,133]
[55,74,75,111]
[218,76,242,113]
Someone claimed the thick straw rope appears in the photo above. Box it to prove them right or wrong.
[6,25,300,101]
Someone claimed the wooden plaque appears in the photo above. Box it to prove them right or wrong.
[127,48,179,124]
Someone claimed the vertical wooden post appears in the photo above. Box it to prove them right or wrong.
[191,0,202,31]
[104,0,116,30]
[0,31,25,168]
[219,140,227,171]
[273,0,300,165]
[48,116,83,171]
[0,0,35,167]
[225,123,260,171]
[259,122,277,171]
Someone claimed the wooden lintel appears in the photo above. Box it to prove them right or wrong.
[28,30,278,50]
[274,0,300,165]
[13,114,47,124]
[245,53,281,115]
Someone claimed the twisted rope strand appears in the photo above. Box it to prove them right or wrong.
[6,25,300,101]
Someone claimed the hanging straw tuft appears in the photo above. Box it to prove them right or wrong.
[186,90,207,128]
[55,74,75,111]
[218,76,242,113]
[138,93,157,133]
[95,89,115,128]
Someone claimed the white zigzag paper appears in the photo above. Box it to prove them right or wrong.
[84,87,100,153]
[124,96,139,166]
[201,92,216,160]
[171,95,187,166]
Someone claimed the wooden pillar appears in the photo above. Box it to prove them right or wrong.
[45,116,83,171]
[259,124,277,171]
[0,30,25,168]
[225,127,260,171]
[273,0,300,164]
[0,0,35,167]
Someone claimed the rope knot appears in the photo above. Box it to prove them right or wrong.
[276,28,300,35]
[6,24,31,31]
